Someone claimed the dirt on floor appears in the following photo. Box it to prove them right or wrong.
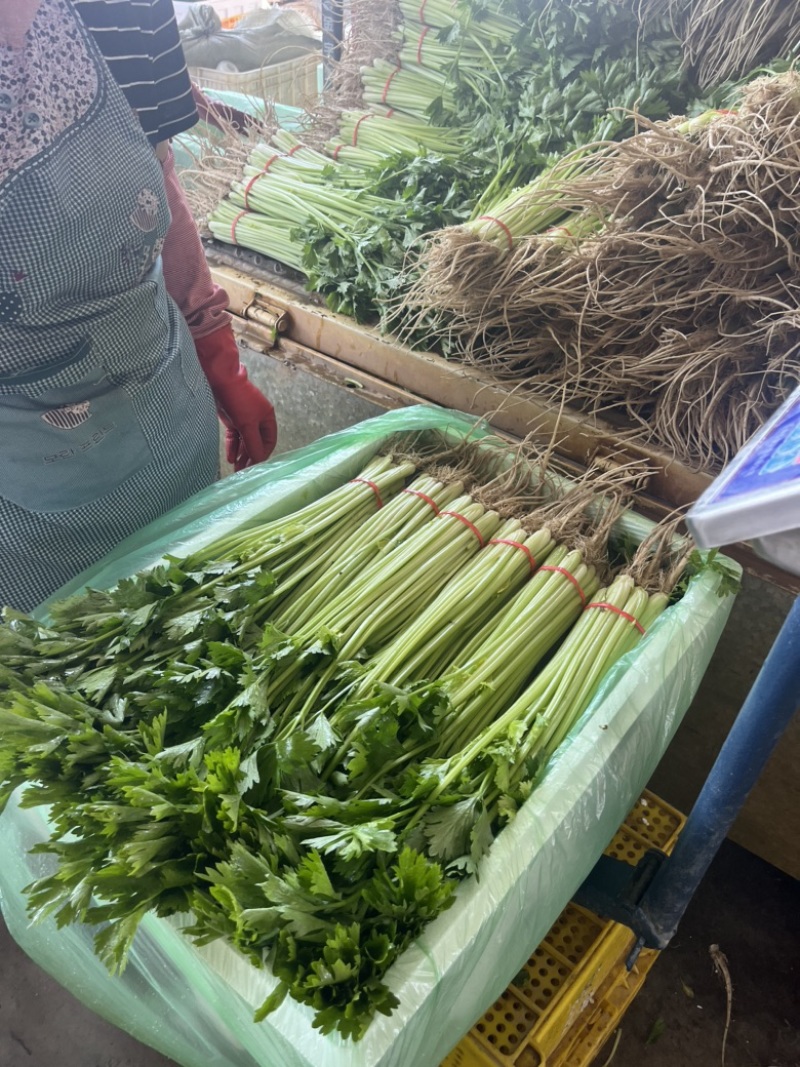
[0,839,797,1067]
[605,841,800,1067]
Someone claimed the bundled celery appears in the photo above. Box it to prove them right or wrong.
[325,111,464,168]
[203,0,695,322]
[396,0,518,46]
[209,202,306,272]
[361,57,457,117]
[0,436,717,1041]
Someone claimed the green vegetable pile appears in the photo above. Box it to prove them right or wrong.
[0,433,703,1039]
[207,0,697,322]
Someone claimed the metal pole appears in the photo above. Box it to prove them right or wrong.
[320,0,344,88]
[639,594,800,947]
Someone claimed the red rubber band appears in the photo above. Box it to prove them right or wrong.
[548,224,573,238]
[479,215,514,251]
[539,565,588,607]
[350,478,384,508]
[385,108,395,118]
[288,143,304,156]
[488,537,539,571]
[333,143,344,160]
[230,209,247,244]
[585,601,646,635]
[440,510,484,547]
[352,113,373,145]
[418,0,428,23]
[243,172,262,209]
[381,63,402,105]
[403,488,440,514]
[416,26,430,64]
[261,153,281,172]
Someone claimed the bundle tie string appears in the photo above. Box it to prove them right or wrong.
[352,113,373,145]
[585,601,646,635]
[230,209,247,244]
[539,564,587,607]
[416,26,431,64]
[350,478,384,508]
[488,538,537,573]
[479,215,514,250]
[243,173,262,209]
[243,148,293,207]
[381,63,402,104]
[403,488,440,514]
[440,510,484,546]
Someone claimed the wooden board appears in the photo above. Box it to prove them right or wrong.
[215,262,711,500]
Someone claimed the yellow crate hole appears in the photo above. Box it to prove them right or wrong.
[440,790,685,1067]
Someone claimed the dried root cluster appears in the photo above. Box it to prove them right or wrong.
[402,73,800,471]
[632,0,800,88]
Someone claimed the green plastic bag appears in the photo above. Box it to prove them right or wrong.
[0,406,739,1067]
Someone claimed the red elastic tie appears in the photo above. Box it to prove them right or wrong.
[350,478,384,508]
[381,63,402,105]
[548,224,573,237]
[418,0,428,23]
[416,26,430,64]
[333,143,344,160]
[243,172,262,209]
[488,538,537,573]
[230,209,247,244]
[440,510,484,547]
[385,108,395,118]
[479,215,514,250]
[539,565,588,607]
[352,113,373,145]
[261,153,281,172]
[288,143,304,156]
[585,601,646,635]
[403,487,441,514]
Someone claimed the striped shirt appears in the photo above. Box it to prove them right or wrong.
[74,0,198,144]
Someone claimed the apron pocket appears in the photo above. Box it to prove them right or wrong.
[0,346,153,513]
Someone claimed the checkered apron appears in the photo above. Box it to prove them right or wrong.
[0,0,219,611]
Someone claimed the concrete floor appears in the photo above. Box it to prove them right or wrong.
[238,336,388,459]
[1,350,797,1067]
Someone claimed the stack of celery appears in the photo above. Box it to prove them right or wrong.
[206,0,693,320]
[0,431,713,1040]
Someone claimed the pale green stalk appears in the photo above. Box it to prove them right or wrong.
[273,474,465,632]
[358,520,558,689]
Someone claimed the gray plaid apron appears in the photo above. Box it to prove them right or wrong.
[0,0,219,611]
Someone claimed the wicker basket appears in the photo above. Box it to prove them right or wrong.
[188,51,320,108]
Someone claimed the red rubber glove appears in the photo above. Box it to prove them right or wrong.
[193,324,277,471]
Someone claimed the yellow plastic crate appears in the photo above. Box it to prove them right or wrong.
[441,791,685,1067]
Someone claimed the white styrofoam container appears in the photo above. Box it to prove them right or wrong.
[0,407,739,1067]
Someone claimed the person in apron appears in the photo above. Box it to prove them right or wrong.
[0,0,277,612]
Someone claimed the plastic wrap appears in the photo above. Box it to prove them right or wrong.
[0,406,739,1067]
[178,6,320,73]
